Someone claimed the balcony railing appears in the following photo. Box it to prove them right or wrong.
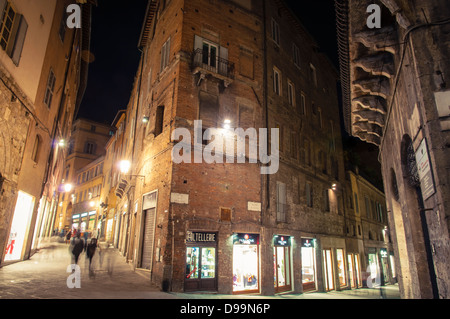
[192,48,234,80]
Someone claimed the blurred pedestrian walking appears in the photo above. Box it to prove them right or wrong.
[86,237,98,270]
[65,230,72,244]
[70,233,84,264]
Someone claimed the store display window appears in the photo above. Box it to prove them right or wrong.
[233,233,259,293]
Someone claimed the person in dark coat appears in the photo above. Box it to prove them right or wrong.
[71,234,84,264]
[65,230,72,244]
[86,237,98,270]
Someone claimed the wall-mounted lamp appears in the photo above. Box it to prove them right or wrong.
[142,116,149,124]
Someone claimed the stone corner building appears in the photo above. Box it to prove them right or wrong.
[336,0,450,298]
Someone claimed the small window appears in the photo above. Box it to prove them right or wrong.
[154,105,165,136]
[44,69,56,108]
[84,142,95,154]
[271,18,280,45]
[318,108,323,128]
[59,8,67,42]
[293,43,300,68]
[276,182,286,222]
[160,37,171,72]
[287,80,295,107]
[273,68,281,96]
[220,207,232,222]
[31,135,42,163]
[310,63,317,87]
[306,182,313,207]
[324,189,330,212]
[300,93,306,115]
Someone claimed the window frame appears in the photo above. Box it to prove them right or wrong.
[273,67,281,96]
[271,18,280,46]
[44,69,56,108]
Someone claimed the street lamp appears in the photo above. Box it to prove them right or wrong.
[118,160,146,184]
[119,160,131,174]
[63,183,73,192]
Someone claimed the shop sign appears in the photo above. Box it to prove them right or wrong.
[72,214,80,219]
[380,248,388,258]
[186,231,217,243]
[233,233,259,245]
[301,238,315,248]
[273,235,291,246]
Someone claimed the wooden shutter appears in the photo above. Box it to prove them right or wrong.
[141,208,156,270]
[11,15,27,65]
[219,45,228,76]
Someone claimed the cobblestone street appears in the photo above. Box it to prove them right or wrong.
[0,239,400,300]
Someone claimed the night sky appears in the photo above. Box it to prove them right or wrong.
[76,1,381,188]
[77,0,339,124]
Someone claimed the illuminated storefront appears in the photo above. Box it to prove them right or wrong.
[368,249,380,287]
[232,233,259,294]
[301,238,317,292]
[273,235,292,293]
[347,253,361,288]
[184,231,217,291]
[336,248,347,288]
[4,191,35,261]
[322,249,334,291]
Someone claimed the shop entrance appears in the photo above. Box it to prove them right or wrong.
[233,233,259,294]
[185,231,217,291]
[4,191,35,261]
[347,253,361,288]
[273,235,291,293]
[322,249,334,291]
[140,208,156,270]
[301,238,317,292]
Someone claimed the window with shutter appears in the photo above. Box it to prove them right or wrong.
[277,182,286,222]
[0,1,27,65]
[160,37,170,72]
[44,70,56,108]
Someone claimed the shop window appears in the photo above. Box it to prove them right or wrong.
[274,245,291,292]
[233,234,259,293]
[322,249,334,291]
[301,239,316,292]
[336,249,346,287]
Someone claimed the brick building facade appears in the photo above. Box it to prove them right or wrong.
[92,0,394,295]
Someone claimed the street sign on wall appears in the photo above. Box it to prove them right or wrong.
[415,138,436,200]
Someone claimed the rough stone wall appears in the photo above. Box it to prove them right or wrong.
[0,74,31,264]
